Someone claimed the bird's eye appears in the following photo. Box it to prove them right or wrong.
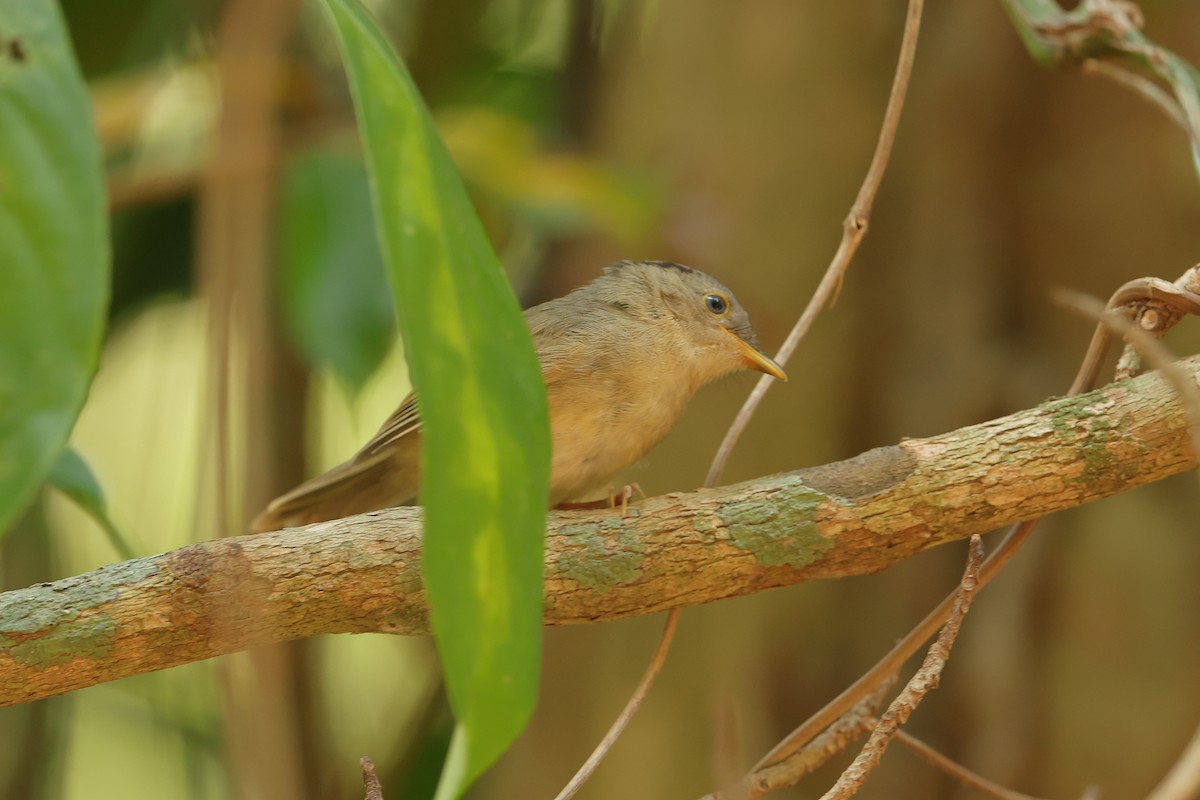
[704,293,729,316]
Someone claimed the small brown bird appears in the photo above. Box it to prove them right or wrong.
[251,260,785,532]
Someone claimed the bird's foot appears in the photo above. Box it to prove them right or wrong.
[609,482,644,517]
[555,483,645,517]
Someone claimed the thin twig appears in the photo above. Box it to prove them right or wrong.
[362,756,385,800]
[704,0,925,487]
[1054,288,1200,464]
[730,677,895,799]
[712,698,749,800]
[552,610,680,800]
[555,4,925,795]
[816,536,985,800]
[894,730,1050,800]
[1068,274,1200,393]
[1146,722,1200,800]
[752,519,1037,773]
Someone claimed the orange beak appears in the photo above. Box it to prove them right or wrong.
[721,328,787,381]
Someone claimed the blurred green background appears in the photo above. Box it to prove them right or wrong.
[3,0,1200,798]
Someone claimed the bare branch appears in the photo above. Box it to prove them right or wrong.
[718,677,895,800]
[1055,288,1200,463]
[750,519,1039,780]
[2,355,1199,707]
[1068,274,1200,394]
[816,536,985,800]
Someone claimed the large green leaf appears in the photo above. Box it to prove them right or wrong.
[320,1,552,797]
[0,1,110,534]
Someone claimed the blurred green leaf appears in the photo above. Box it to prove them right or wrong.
[279,149,394,391]
[593,0,663,51]
[0,1,110,535]
[321,1,552,798]
[47,448,135,561]
[1000,0,1066,66]
[438,107,661,243]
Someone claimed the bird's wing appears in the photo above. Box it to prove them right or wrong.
[249,392,422,532]
[358,391,422,458]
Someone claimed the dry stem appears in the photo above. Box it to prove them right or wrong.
[704,0,924,488]
[893,731,1050,800]
[362,756,384,800]
[815,536,985,800]
[552,611,679,800]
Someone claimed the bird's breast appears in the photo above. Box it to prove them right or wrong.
[543,365,694,504]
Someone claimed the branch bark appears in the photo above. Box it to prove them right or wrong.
[2,355,1198,707]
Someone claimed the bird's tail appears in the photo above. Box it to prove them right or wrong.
[249,449,416,532]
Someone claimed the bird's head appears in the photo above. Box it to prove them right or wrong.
[597,260,787,386]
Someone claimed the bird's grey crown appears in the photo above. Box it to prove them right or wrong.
[611,259,698,276]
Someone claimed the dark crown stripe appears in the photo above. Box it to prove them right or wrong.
[616,259,697,275]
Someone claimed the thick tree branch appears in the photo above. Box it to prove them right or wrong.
[2,355,1198,707]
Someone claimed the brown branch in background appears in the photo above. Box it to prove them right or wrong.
[198,1,306,799]
[705,0,925,487]
[361,757,385,800]
[106,170,199,211]
[893,731,1050,800]
[815,536,984,800]
[712,698,749,800]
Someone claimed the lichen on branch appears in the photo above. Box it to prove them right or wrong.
[1,354,1198,707]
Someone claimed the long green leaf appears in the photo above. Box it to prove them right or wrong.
[0,1,110,534]
[320,1,552,796]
